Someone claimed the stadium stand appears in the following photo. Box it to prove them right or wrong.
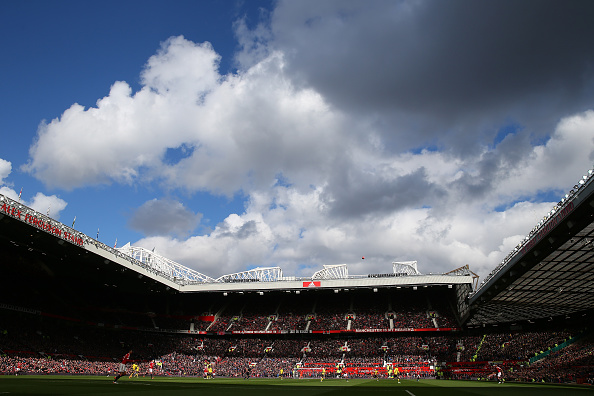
[1,165,594,384]
[1,292,592,382]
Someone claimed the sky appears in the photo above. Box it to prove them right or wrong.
[1,0,594,281]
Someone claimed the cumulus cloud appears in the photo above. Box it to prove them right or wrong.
[128,198,202,238]
[23,36,220,190]
[24,37,341,197]
[0,158,67,220]
[493,111,594,198]
[136,111,594,279]
[28,192,68,220]
[0,159,12,184]
[21,2,594,279]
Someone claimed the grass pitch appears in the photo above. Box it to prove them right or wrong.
[0,376,591,395]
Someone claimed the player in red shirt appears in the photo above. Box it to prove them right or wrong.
[113,350,132,384]
[148,360,155,379]
[493,365,503,384]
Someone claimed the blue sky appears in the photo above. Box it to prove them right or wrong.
[1,0,261,242]
[1,0,593,279]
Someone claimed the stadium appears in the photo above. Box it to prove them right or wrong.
[1,166,593,394]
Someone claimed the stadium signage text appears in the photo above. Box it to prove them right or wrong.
[354,328,415,333]
[519,201,574,256]
[0,202,84,247]
[0,303,41,315]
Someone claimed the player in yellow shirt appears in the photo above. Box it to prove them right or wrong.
[321,367,326,382]
[128,363,139,378]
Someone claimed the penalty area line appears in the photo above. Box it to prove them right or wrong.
[405,390,416,396]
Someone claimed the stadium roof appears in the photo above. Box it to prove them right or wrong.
[465,167,594,326]
[4,166,593,324]
[0,193,473,295]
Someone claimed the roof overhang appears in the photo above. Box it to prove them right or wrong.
[179,273,473,293]
[466,171,594,325]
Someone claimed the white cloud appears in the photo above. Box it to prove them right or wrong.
[128,198,202,237]
[28,192,67,220]
[496,110,594,196]
[24,38,341,197]
[141,36,221,101]
[135,110,593,280]
[0,159,11,184]
[23,37,220,190]
[0,158,68,220]
[20,17,594,281]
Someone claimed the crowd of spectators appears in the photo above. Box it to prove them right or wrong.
[173,288,461,333]
[268,313,307,331]
[504,335,594,384]
[474,331,572,361]
[0,355,116,375]
[1,302,592,383]
[205,305,455,333]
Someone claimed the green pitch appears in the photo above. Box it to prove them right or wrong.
[0,376,591,395]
